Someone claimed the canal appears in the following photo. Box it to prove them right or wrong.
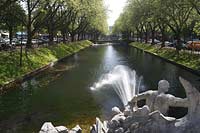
[0,44,199,132]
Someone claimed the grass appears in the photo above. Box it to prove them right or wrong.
[130,42,200,71]
[0,40,92,86]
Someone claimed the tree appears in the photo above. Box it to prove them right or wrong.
[160,0,194,50]
[189,0,200,15]
[41,1,63,44]
[85,0,108,40]
[62,0,108,41]
[0,0,18,13]
[194,22,200,37]
[23,0,62,47]
[0,2,25,44]
[113,0,197,51]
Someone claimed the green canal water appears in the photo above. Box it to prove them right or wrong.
[0,44,199,132]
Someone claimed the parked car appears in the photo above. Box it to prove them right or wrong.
[32,39,38,44]
[22,39,27,45]
[171,40,187,49]
[53,38,57,42]
[4,38,10,44]
[164,41,173,47]
[16,39,27,46]
[40,38,49,43]
[36,38,49,46]
[0,38,5,43]
[187,41,200,51]
[37,39,43,44]
[148,39,161,44]
[155,39,161,44]
[0,38,17,47]
[0,38,5,50]
[0,40,14,50]
[12,38,20,45]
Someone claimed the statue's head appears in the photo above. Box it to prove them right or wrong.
[158,80,170,93]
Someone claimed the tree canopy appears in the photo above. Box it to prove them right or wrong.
[0,0,108,47]
[112,0,200,50]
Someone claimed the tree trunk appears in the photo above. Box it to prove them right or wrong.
[78,33,80,41]
[81,33,84,40]
[140,32,143,43]
[152,30,155,44]
[145,31,148,43]
[27,31,32,48]
[27,7,32,48]
[71,33,75,42]
[136,31,139,42]
[9,27,13,45]
[139,26,143,43]
[62,32,66,43]
[161,31,165,47]
[84,34,87,40]
[176,33,181,53]
[49,29,54,45]
[159,24,166,47]
[48,20,54,45]
[132,32,135,41]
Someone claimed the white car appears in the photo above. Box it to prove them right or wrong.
[3,38,10,44]
[164,41,173,46]
[21,39,27,45]
[2,38,16,45]
[32,39,38,44]
[148,39,161,44]
[0,38,5,47]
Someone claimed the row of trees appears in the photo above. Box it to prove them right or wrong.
[112,0,200,50]
[0,0,108,48]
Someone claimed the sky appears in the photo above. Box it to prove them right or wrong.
[104,0,127,26]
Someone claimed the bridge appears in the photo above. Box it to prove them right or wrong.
[92,39,131,45]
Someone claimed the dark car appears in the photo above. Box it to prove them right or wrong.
[0,38,11,50]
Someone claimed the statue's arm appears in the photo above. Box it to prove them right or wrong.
[131,91,151,103]
[168,95,189,108]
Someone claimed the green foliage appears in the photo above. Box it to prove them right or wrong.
[194,22,200,36]
[189,0,200,15]
[0,0,108,44]
[0,2,25,43]
[87,0,108,35]
[65,0,108,38]
[130,42,200,70]
[0,40,92,85]
[113,0,200,45]
[1,2,25,25]
[0,0,18,13]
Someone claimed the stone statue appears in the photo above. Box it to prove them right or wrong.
[101,77,200,133]
[130,80,188,115]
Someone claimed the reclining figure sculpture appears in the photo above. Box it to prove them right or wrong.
[130,79,188,115]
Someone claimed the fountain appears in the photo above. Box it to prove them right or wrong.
[90,65,143,105]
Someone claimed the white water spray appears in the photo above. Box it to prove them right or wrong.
[90,65,143,105]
